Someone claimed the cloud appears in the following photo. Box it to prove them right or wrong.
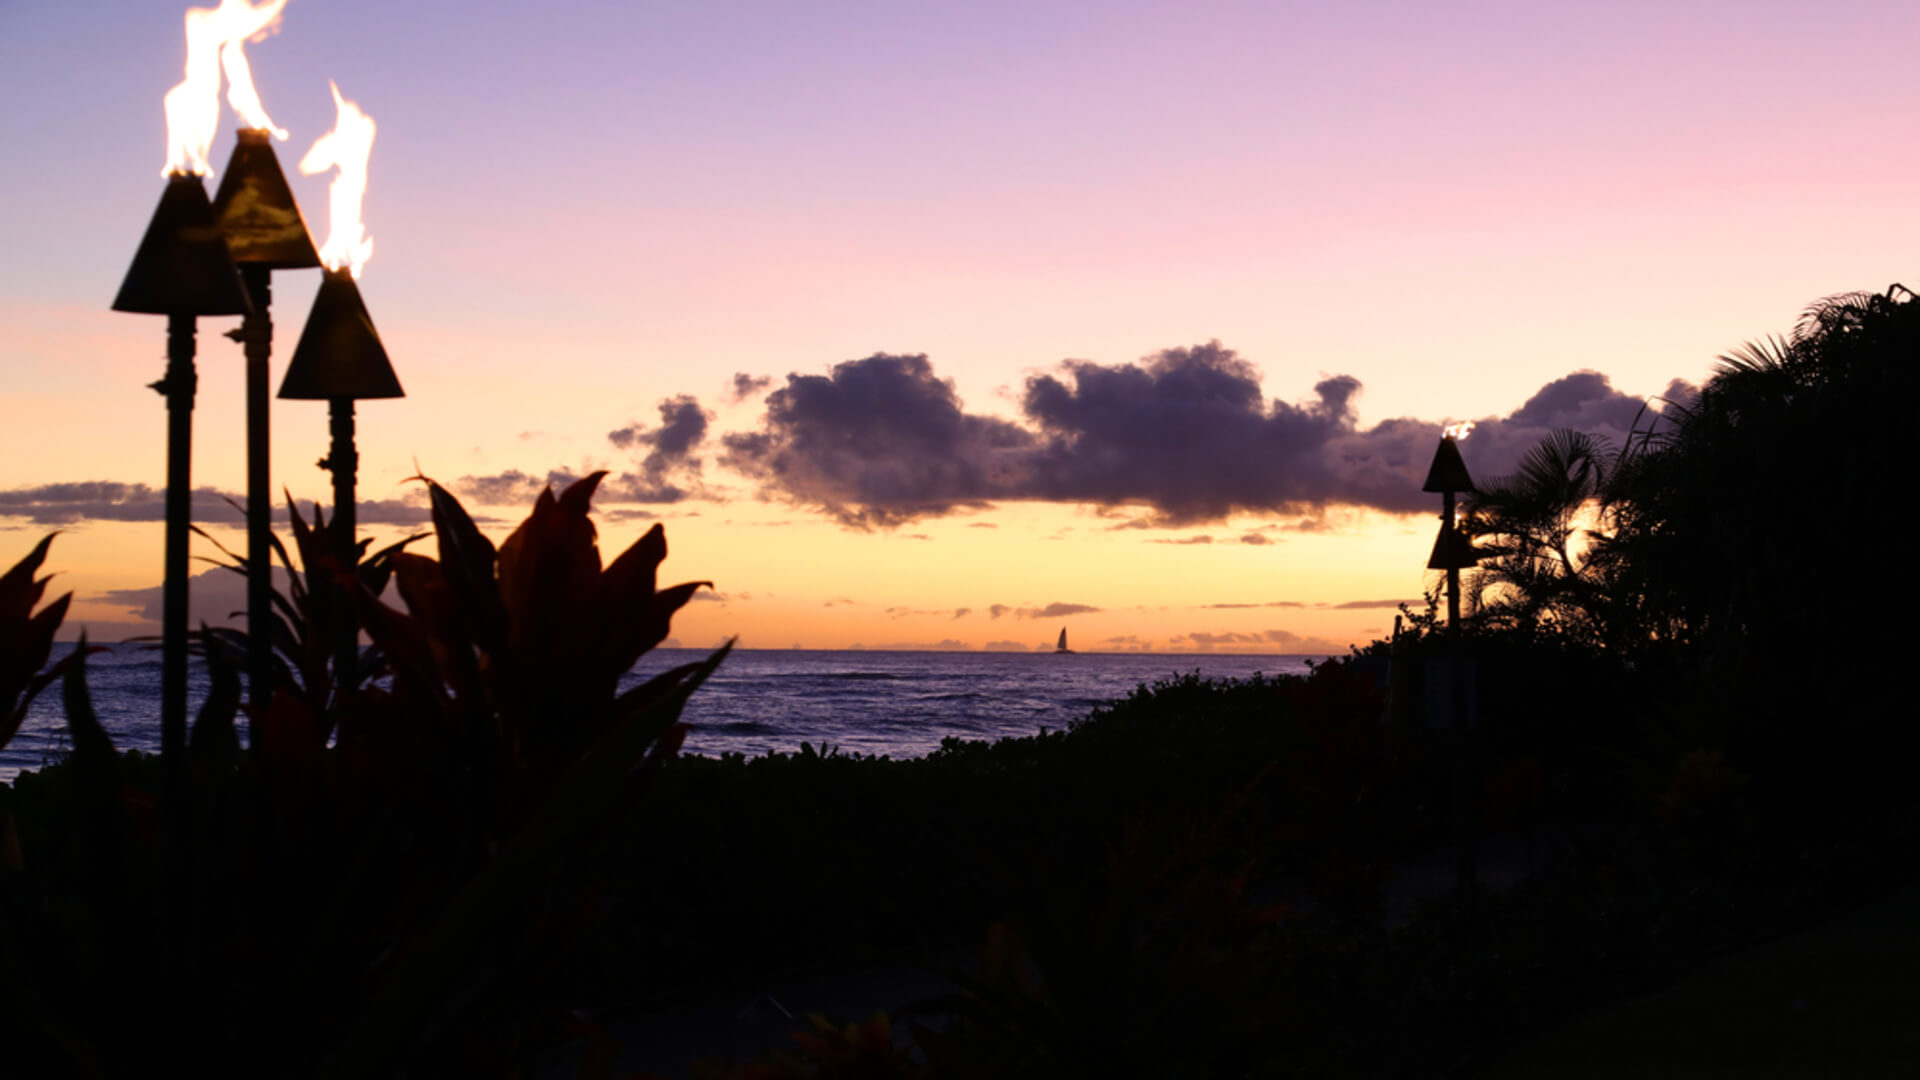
[1237,533,1273,545]
[599,508,659,522]
[94,563,402,634]
[1332,598,1417,610]
[1198,601,1307,609]
[985,601,1102,620]
[1167,627,1349,654]
[1030,602,1100,618]
[885,605,960,619]
[952,607,971,619]
[348,498,439,526]
[605,395,716,503]
[1151,535,1214,545]
[452,469,574,506]
[727,373,773,402]
[0,482,440,527]
[716,344,1691,526]
[0,482,220,525]
[983,639,1030,651]
[100,565,275,627]
[719,353,1035,528]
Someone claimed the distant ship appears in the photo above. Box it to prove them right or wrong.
[1054,628,1075,655]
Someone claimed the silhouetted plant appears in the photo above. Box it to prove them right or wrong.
[192,494,420,723]
[0,534,77,753]
[1,476,724,1077]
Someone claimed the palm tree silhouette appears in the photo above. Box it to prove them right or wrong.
[1460,428,1623,646]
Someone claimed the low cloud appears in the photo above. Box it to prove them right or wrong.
[0,482,438,526]
[606,395,716,503]
[1199,600,1306,609]
[0,482,222,525]
[1332,598,1417,610]
[720,353,1035,528]
[1168,628,1349,654]
[717,344,1694,527]
[452,469,574,506]
[987,601,1102,620]
[983,640,1031,652]
[727,373,773,402]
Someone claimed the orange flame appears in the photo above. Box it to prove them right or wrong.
[300,82,376,277]
[160,0,289,176]
[1443,420,1475,441]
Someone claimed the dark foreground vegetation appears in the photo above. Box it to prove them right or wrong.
[3,286,1917,1077]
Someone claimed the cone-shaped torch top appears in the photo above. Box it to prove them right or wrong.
[280,269,403,400]
[113,173,252,316]
[1427,520,1481,570]
[211,129,321,269]
[1422,435,1475,494]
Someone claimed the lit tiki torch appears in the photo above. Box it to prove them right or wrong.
[1424,421,1480,907]
[204,0,323,721]
[113,3,267,779]
[280,84,403,691]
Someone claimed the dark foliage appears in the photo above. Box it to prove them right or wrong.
[0,478,723,1077]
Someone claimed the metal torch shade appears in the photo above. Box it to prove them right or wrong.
[1427,521,1481,570]
[1422,436,1476,494]
[211,129,322,269]
[112,173,252,315]
[280,269,404,400]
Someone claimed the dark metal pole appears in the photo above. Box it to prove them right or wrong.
[326,398,357,690]
[236,266,274,728]
[158,314,198,780]
[1445,490,1477,907]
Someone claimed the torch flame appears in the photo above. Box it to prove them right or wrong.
[300,82,376,277]
[1443,420,1476,441]
[160,0,289,176]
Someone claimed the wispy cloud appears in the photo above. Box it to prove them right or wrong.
[0,482,438,526]
[1332,598,1418,610]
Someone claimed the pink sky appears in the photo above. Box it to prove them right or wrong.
[2,0,1915,649]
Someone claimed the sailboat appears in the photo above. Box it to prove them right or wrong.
[1054,627,1075,655]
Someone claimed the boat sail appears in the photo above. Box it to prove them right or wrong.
[1054,628,1075,655]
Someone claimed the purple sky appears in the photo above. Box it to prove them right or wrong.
[2,0,1916,648]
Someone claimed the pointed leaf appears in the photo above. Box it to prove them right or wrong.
[62,632,115,763]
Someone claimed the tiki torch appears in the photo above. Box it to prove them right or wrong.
[212,117,321,724]
[114,0,289,779]
[113,176,252,776]
[1424,422,1480,905]
[280,85,402,692]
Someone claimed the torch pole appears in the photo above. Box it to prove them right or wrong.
[326,398,358,691]
[158,314,198,784]
[239,267,274,731]
[1445,490,1477,913]
[157,313,198,973]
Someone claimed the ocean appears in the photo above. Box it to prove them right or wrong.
[2,644,1324,780]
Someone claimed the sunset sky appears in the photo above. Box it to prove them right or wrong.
[3,0,1916,652]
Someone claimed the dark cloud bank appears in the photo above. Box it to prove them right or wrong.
[6,345,1690,532]
[0,482,436,526]
[722,343,1695,527]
